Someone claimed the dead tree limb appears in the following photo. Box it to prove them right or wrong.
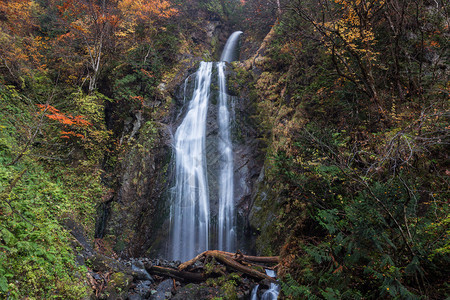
[177,250,278,282]
[178,250,279,271]
[148,266,205,282]
[208,252,277,282]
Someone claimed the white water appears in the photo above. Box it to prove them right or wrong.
[170,32,242,261]
[251,269,279,300]
[251,285,259,300]
[217,30,242,252]
[217,62,234,251]
[262,269,279,300]
[221,31,244,62]
[170,62,212,261]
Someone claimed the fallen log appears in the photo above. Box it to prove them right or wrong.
[145,251,279,283]
[178,250,277,282]
[234,254,280,264]
[148,265,205,282]
[207,251,277,282]
[178,250,279,271]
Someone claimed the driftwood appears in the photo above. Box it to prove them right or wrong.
[148,265,205,282]
[146,250,279,283]
[201,251,277,282]
[178,250,279,271]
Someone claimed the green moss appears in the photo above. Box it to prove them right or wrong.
[110,272,132,291]
[211,35,219,55]
[206,273,240,300]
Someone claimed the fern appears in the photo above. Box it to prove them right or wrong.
[281,274,320,300]
[305,244,333,264]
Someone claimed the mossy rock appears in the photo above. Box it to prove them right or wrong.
[249,185,279,256]
[110,272,133,290]
[102,272,133,299]
[88,253,125,273]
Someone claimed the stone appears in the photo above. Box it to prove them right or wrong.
[171,283,223,300]
[150,279,174,300]
[110,272,133,291]
[134,280,153,297]
[103,272,133,300]
[127,293,142,300]
[133,260,145,269]
[89,271,102,281]
[131,264,153,281]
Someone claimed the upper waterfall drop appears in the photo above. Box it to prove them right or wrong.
[220,31,244,63]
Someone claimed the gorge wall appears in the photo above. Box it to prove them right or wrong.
[97,18,266,258]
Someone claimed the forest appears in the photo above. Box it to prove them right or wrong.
[0,0,448,299]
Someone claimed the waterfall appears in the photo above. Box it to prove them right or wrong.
[250,269,279,300]
[221,31,244,62]
[217,62,235,252]
[251,285,259,300]
[170,32,243,261]
[171,62,212,261]
[217,30,243,252]
[261,269,279,300]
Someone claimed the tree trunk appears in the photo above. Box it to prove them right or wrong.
[147,265,205,282]
[176,250,278,282]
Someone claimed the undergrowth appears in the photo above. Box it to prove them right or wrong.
[0,84,105,299]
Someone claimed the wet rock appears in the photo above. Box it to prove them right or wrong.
[64,218,95,254]
[150,279,173,300]
[259,278,273,290]
[237,289,250,300]
[127,293,142,300]
[133,260,145,269]
[132,264,153,281]
[100,117,173,258]
[133,280,152,298]
[143,260,153,271]
[171,283,223,300]
[88,271,102,281]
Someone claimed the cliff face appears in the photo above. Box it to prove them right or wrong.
[101,119,172,257]
[97,17,244,257]
[97,22,273,258]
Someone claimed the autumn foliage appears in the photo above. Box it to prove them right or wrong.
[118,0,178,21]
[37,104,92,138]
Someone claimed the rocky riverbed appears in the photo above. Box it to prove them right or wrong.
[87,256,277,299]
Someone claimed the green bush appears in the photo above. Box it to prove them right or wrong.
[0,83,104,299]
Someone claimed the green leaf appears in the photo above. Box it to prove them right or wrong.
[321,287,340,300]
[0,228,15,245]
[0,276,8,293]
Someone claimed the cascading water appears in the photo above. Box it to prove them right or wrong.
[250,269,279,300]
[169,31,243,261]
[216,31,242,251]
[220,31,243,63]
[216,30,242,252]
[261,269,279,300]
[170,62,212,261]
[251,285,259,300]
[217,61,235,252]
